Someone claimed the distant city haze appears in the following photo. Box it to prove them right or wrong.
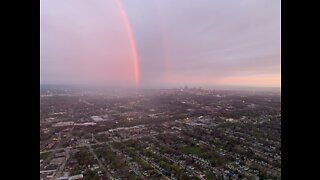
[40,0,280,90]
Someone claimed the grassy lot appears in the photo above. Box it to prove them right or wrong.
[179,145,202,155]
[129,171,139,180]
[40,152,50,160]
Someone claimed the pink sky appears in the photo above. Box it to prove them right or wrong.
[41,0,280,89]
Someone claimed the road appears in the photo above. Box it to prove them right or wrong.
[106,142,146,179]
[40,132,63,170]
[39,131,178,179]
[52,148,70,179]
[147,147,204,180]
[139,155,170,180]
[84,143,114,180]
[40,132,170,154]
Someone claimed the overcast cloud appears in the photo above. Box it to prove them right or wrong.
[40,0,280,88]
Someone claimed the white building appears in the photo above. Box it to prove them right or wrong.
[68,174,83,180]
[91,116,104,122]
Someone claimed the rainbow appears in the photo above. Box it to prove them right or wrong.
[115,0,140,87]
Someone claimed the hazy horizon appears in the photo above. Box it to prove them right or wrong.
[40,83,280,93]
[41,0,280,89]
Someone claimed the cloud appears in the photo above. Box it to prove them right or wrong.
[41,0,280,88]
